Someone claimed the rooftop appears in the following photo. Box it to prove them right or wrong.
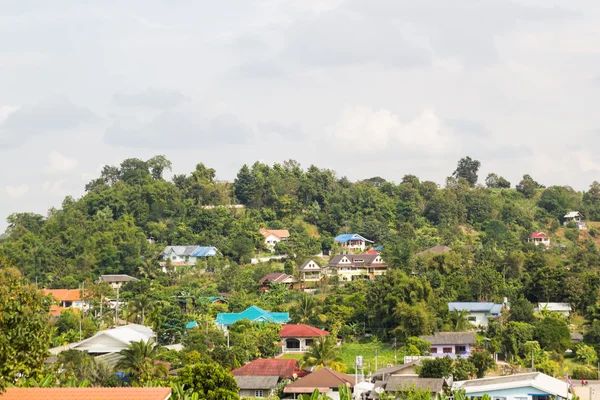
[453,372,570,399]
[99,274,139,283]
[260,228,290,239]
[43,289,81,302]
[0,387,172,400]
[234,375,280,390]
[280,324,329,338]
[231,359,301,379]
[334,233,373,243]
[530,232,548,239]
[216,306,290,326]
[448,302,504,314]
[420,332,477,346]
[284,368,355,393]
[385,376,445,393]
[259,273,299,284]
[162,245,218,257]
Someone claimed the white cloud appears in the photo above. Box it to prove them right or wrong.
[0,105,19,124]
[42,179,68,196]
[45,151,79,175]
[328,106,456,153]
[4,185,29,199]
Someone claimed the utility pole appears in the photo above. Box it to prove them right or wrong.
[115,286,120,327]
[375,349,378,372]
[531,349,534,370]
[394,338,397,364]
[79,282,83,341]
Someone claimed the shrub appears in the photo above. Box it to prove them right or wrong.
[572,365,597,380]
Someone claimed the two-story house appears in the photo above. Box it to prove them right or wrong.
[161,245,219,270]
[299,259,325,282]
[564,211,586,229]
[260,228,290,250]
[448,301,506,327]
[327,253,388,282]
[280,324,331,353]
[43,289,85,315]
[334,233,373,251]
[420,332,477,359]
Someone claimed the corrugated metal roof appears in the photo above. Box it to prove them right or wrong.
[231,359,300,379]
[284,368,355,393]
[280,324,329,338]
[448,302,499,313]
[216,306,290,326]
[334,233,373,243]
[385,376,445,393]
[163,245,218,257]
[538,302,571,312]
[420,332,477,345]
[234,375,280,389]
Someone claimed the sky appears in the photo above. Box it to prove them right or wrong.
[1,0,600,230]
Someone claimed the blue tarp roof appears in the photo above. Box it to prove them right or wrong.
[163,245,218,257]
[186,321,199,329]
[190,246,218,257]
[373,245,383,251]
[215,306,290,326]
[448,302,504,313]
[334,233,373,243]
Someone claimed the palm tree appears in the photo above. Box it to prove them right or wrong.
[450,309,471,332]
[293,293,322,324]
[116,340,168,383]
[129,294,153,325]
[302,335,346,372]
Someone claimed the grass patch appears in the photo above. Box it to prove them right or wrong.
[339,342,398,374]
[281,353,304,361]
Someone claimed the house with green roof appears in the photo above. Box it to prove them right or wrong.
[215,306,290,331]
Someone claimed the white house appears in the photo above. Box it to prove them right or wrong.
[334,233,373,251]
[161,245,218,270]
[448,301,506,327]
[528,232,550,247]
[564,211,586,229]
[49,324,155,355]
[327,253,388,282]
[537,302,572,317]
[99,274,138,290]
[280,324,330,353]
[259,228,290,249]
[299,259,324,282]
[453,372,571,400]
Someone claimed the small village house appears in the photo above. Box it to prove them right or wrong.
[448,301,506,327]
[371,361,420,382]
[259,272,299,291]
[420,332,477,359]
[231,359,307,399]
[564,211,586,229]
[334,233,373,251]
[283,367,354,399]
[260,228,290,250]
[215,306,290,331]
[99,274,138,290]
[536,302,572,317]
[327,253,388,282]
[452,372,571,400]
[299,259,325,282]
[528,232,551,248]
[280,324,330,353]
[369,376,446,399]
[161,245,218,270]
[43,289,85,315]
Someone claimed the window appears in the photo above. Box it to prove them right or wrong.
[457,346,466,352]
[430,347,438,353]
[468,316,477,322]
[443,347,452,353]
[255,390,264,397]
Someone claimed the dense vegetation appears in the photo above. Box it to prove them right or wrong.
[3,155,600,392]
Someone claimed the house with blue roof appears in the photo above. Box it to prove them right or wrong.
[162,245,219,270]
[448,300,507,327]
[215,306,290,331]
[334,233,373,251]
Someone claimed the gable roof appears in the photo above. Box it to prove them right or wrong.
[284,368,355,393]
[385,376,445,393]
[259,273,299,284]
[231,359,300,379]
[453,372,569,399]
[448,302,503,314]
[565,211,583,218]
[415,246,452,257]
[328,254,386,267]
[538,302,571,312]
[215,306,290,326]
[49,324,155,355]
[372,361,419,378]
[530,232,548,239]
[234,375,280,390]
[162,245,218,257]
[299,259,322,271]
[420,332,477,346]
[0,388,172,400]
[43,289,81,302]
[99,274,139,283]
[334,233,373,244]
[280,324,329,338]
[260,228,290,239]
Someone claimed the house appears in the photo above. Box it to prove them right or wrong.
[420,332,477,358]
[334,233,373,251]
[43,289,84,315]
[448,301,506,327]
[372,361,420,381]
[536,302,572,317]
[260,228,290,249]
[280,324,330,353]
[161,245,218,268]
[564,211,586,229]
[49,324,155,355]
[234,376,280,399]
[283,367,355,398]
[99,274,138,290]
[259,273,299,290]
[299,259,325,282]
[415,246,452,257]
[215,306,290,331]
[452,372,571,400]
[231,359,307,398]
[0,387,172,400]
[528,232,551,247]
[327,254,388,282]
[370,377,446,399]
[199,296,228,305]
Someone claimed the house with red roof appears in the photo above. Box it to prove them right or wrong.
[280,324,331,353]
[231,358,307,398]
[260,228,290,250]
[43,289,85,315]
[528,232,550,248]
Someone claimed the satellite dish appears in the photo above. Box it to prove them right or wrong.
[387,364,393,368]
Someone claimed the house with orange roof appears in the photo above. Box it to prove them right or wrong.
[43,289,84,315]
[0,387,171,400]
[260,228,290,249]
[280,324,331,353]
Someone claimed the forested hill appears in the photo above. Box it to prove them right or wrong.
[2,155,600,312]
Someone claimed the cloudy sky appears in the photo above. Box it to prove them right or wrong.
[1,0,600,229]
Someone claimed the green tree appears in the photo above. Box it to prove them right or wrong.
[576,344,598,365]
[233,165,255,206]
[516,174,543,198]
[418,357,454,378]
[302,335,346,372]
[485,173,510,189]
[469,350,495,378]
[453,156,481,187]
[534,316,571,353]
[115,340,168,383]
[176,362,239,400]
[0,266,52,391]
